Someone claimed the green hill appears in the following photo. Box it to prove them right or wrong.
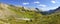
[0,3,60,24]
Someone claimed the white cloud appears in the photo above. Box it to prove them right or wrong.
[38,4,47,7]
[23,2,29,5]
[51,1,56,3]
[34,1,40,4]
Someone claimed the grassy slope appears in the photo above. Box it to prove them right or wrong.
[0,4,60,24]
[7,6,43,24]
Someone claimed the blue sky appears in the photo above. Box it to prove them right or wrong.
[0,0,60,11]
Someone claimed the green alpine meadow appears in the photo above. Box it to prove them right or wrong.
[0,3,60,24]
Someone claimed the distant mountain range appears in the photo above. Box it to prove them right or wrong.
[41,6,60,15]
[54,7,60,12]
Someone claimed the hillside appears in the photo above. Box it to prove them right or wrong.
[0,3,60,24]
[0,3,42,24]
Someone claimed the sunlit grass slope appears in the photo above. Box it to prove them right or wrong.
[0,3,60,24]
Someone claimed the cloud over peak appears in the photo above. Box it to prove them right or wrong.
[23,2,29,5]
[51,0,56,3]
[34,1,40,4]
[38,4,47,7]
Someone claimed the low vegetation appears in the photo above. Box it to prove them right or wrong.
[0,4,60,24]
